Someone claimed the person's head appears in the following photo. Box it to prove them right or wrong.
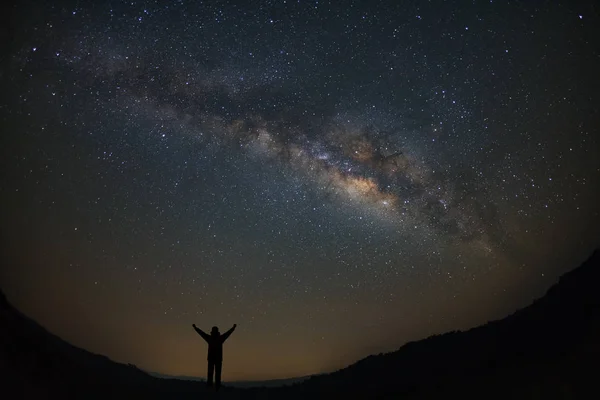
[211,326,219,336]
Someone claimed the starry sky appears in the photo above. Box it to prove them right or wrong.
[1,0,599,381]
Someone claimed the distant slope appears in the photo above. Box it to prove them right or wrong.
[1,250,599,399]
[226,376,311,388]
[281,250,600,399]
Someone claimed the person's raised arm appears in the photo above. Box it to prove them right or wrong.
[192,323,210,342]
[221,324,237,342]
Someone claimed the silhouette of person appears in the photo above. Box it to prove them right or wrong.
[192,323,236,391]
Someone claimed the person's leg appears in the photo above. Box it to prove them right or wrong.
[207,360,214,387]
[215,361,222,391]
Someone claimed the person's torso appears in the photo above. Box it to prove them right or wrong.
[207,336,223,359]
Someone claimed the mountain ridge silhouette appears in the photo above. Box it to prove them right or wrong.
[1,249,599,399]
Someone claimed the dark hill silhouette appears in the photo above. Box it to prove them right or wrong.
[274,249,600,399]
[0,286,227,399]
[1,250,599,399]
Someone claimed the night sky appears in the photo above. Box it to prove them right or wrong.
[1,0,599,381]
